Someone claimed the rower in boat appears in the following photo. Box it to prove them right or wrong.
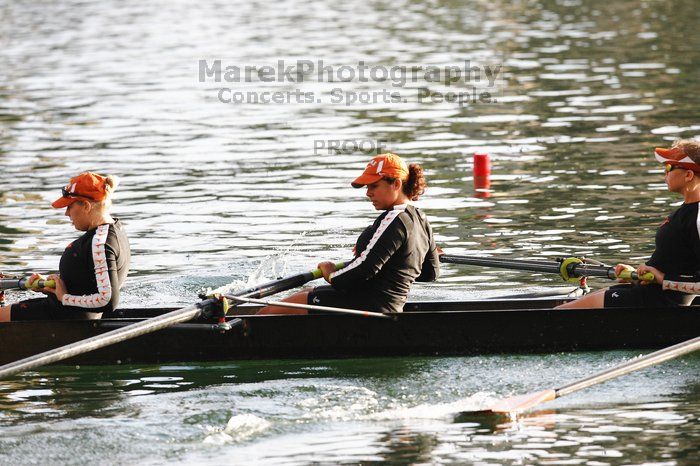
[558,139,700,309]
[258,153,440,315]
[0,172,130,321]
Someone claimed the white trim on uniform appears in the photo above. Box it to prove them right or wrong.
[330,205,406,280]
[663,279,700,294]
[62,224,113,309]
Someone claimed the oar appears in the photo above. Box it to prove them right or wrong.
[0,266,333,380]
[461,336,700,417]
[224,294,393,319]
[0,277,56,291]
[440,254,656,283]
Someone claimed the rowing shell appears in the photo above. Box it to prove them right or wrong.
[1,298,697,366]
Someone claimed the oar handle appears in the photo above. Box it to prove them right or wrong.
[0,277,56,291]
[566,262,658,283]
[26,279,56,290]
[310,261,347,280]
[617,269,656,283]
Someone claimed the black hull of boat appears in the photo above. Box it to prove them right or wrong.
[1,300,698,366]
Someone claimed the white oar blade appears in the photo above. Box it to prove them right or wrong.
[488,389,556,414]
[454,389,557,420]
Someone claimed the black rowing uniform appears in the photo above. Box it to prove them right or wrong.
[605,202,700,307]
[10,219,130,320]
[308,204,440,313]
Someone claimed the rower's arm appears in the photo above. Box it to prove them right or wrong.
[61,225,119,312]
[662,274,700,294]
[665,210,700,293]
[416,230,440,282]
[330,212,407,290]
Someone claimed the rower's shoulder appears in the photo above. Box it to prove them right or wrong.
[111,218,126,230]
[394,205,429,230]
[399,204,429,222]
[107,219,129,239]
[375,205,426,232]
[103,219,130,252]
[675,202,700,221]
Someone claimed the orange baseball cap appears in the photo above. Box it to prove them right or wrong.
[52,172,109,208]
[351,153,409,188]
[654,146,700,172]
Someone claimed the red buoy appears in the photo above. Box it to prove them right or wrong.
[473,152,491,197]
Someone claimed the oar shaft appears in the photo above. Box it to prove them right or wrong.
[224,294,392,319]
[567,264,614,279]
[0,266,334,380]
[468,335,700,416]
[556,336,700,397]
[231,262,345,300]
[440,255,561,274]
[440,255,656,282]
[0,279,20,291]
[0,302,207,379]
[235,273,316,299]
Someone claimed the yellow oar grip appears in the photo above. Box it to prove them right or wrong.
[311,262,346,280]
[616,269,634,280]
[29,279,56,290]
[617,269,656,283]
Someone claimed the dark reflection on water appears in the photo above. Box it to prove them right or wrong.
[1,0,699,464]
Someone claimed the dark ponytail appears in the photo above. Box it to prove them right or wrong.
[402,163,427,201]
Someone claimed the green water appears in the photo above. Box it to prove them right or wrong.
[0,355,698,464]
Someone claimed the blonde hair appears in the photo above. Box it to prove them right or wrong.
[104,175,119,195]
[93,174,119,210]
[672,139,700,164]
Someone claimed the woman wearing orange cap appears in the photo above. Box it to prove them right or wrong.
[259,153,440,315]
[0,172,130,321]
[558,139,700,309]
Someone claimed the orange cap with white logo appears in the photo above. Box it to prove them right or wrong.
[52,172,109,208]
[351,153,409,188]
[654,146,700,172]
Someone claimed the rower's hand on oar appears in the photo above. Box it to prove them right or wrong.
[41,274,66,300]
[614,264,635,283]
[317,261,337,284]
[636,265,663,285]
[26,273,46,291]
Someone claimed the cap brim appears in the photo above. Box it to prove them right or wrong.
[655,147,696,165]
[51,196,79,208]
[351,173,382,188]
[655,148,674,164]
